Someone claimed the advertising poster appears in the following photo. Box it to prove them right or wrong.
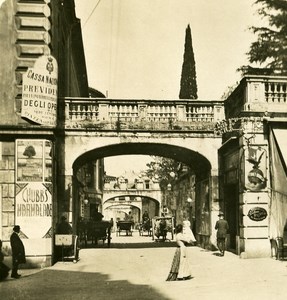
[16,182,52,239]
[17,140,43,182]
[21,55,58,126]
[16,140,52,183]
[15,140,53,239]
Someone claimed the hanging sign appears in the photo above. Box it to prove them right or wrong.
[21,55,58,126]
[245,147,267,191]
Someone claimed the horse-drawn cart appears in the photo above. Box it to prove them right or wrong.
[152,216,174,241]
[116,221,134,236]
[139,218,152,236]
[55,234,80,263]
[78,220,112,247]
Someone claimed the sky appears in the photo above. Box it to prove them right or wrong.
[74,0,261,100]
[73,0,262,175]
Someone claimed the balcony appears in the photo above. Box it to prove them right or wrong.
[64,98,225,132]
[225,74,287,119]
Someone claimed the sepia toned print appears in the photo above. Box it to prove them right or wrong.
[1,0,287,299]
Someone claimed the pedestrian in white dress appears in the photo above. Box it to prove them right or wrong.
[182,217,196,244]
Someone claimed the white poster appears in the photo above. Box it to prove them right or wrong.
[21,55,58,126]
[16,182,52,239]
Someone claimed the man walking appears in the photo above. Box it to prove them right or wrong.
[215,212,229,256]
[10,225,26,278]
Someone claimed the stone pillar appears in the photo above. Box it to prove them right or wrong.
[176,105,186,121]
[240,192,270,258]
[239,128,270,258]
[98,103,109,121]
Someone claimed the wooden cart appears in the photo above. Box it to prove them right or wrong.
[152,216,174,241]
[78,220,112,247]
[55,234,80,263]
[116,221,134,236]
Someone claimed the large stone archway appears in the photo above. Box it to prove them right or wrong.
[56,132,222,250]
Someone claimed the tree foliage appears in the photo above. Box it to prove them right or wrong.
[247,0,287,69]
[179,24,198,99]
[145,157,180,190]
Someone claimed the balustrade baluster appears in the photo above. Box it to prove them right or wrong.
[69,103,74,120]
[154,106,158,121]
[73,104,79,120]
[171,106,176,118]
[165,105,168,119]
[274,83,279,103]
[278,83,285,103]
[187,106,192,121]
[265,82,271,102]
[124,105,127,120]
[193,106,197,122]
[79,104,83,120]
[90,104,96,120]
[127,105,131,121]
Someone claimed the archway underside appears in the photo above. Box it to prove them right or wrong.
[73,142,211,175]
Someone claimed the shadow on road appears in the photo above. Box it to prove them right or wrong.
[212,252,223,257]
[0,269,171,300]
[82,242,200,249]
[102,241,177,249]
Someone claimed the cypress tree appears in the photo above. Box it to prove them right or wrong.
[179,24,198,99]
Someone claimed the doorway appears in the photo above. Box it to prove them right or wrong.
[225,184,239,251]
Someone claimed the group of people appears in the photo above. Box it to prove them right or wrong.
[0,211,229,282]
[0,225,26,281]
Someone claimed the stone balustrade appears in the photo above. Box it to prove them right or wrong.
[264,81,287,104]
[64,98,225,131]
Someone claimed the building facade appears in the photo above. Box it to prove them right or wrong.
[218,74,287,258]
[0,0,89,266]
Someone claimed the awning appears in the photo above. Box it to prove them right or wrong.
[269,127,287,238]
[272,128,287,177]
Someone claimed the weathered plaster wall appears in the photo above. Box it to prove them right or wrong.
[0,0,18,124]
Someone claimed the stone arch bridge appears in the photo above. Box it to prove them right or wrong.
[58,97,225,245]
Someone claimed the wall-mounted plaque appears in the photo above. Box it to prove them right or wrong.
[247,207,268,221]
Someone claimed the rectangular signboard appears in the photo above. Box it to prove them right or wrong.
[16,182,52,239]
[16,140,52,183]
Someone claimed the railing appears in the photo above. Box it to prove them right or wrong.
[64,98,225,132]
[225,75,287,117]
[265,81,287,103]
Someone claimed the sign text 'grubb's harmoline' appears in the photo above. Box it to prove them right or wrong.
[21,55,58,127]
[17,186,52,217]
[16,182,52,239]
